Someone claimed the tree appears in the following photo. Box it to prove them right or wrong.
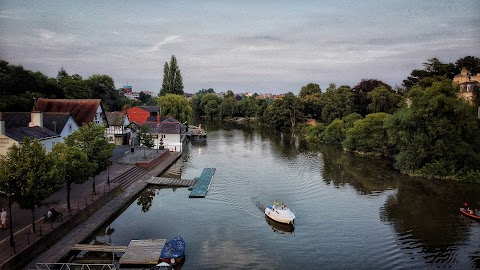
[385,81,480,180]
[352,79,392,116]
[367,86,402,114]
[86,74,119,111]
[320,84,356,124]
[158,94,192,123]
[160,55,184,96]
[0,138,62,233]
[51,143,96,211]
[343,113,391,155]
[320,119,345,145]
[403,58,457,89]
[299,83,321,98]
[299,83,322,119]
[65,122,114,194]
[139,92,152,104]
[200,93,222,119]
[137,125,155,158]
[455,56,480,74]
[260,95,304,130]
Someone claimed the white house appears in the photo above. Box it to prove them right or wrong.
[0,112,62,156]
[144,118,186,152]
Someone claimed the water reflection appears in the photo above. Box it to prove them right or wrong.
[381,178,480,266]
[264,216,295,236]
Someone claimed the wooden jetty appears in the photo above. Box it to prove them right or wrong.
[71,244,128,252]
[147,177,196,187]
[119,239,166,265]
[189,168,216,198]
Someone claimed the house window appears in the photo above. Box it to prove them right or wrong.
[69,124,72,132]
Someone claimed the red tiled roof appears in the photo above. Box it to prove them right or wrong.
[35,98,103,126]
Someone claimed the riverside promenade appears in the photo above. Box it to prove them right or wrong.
[0,145,182,270]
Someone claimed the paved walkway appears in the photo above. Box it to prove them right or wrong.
[0,145,182,270]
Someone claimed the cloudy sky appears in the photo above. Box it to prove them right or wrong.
[0,0,479,94]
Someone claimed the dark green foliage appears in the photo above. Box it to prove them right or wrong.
[0,138,63,232]
[385,81,480,180]
[200,93,222,120]
[260,95,304,130]
[342,113,363,130]
[455,56,480,74]
[65,123,114,194]
[51,143,96,211]
[160,55,184,96]
[367,86,402,114]
[320,119,345,145]
[320,84,356,124]
[343,113,390,155]
[351,79,392,116]
[158,94,192,123]
[305,123,325,142]
[86,74,120,111]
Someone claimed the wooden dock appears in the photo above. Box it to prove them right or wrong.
[189,168,216,198]
[119,239,166,265]
[71,244,128,252]
[147,177,196,187]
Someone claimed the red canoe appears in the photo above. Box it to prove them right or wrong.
[460,208,480,220]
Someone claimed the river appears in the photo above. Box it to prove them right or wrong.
[74,123,480,269]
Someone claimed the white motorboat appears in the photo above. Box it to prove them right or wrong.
[264,203,295,225]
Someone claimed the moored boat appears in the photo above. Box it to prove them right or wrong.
[264,203,295,225]
[460,208,480,220]
[153,262,174,270]
[160,236,185,265]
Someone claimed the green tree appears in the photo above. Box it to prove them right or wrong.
[299,83,322,119]
[455,56,480,74]
[160,55,184,96]
[86,74,119,111]
[320,84,356,124]
[220,96,237,119]
[0,138,62,232]
[158,94,192,123]
[299,83,321,98]
[200,93,222,119]
[261,95,304,130]
[51,143,96,211]
[237,96,259,118]
[320,119,345,145]
[139,92,152,104]
[385,81,480,180]
[352,79,392,116]
[343,113,391,155]
[138,125,155,158]
[367,86,402,114]
[65,122,114,194]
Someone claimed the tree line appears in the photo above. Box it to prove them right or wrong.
[165,56,479,182]
[1,55,479,182]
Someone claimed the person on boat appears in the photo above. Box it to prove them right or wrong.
[273,200,279,208]
[281,203,286,209]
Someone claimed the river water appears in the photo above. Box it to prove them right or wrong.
[75,123,480,269]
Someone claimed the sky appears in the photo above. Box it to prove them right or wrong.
[0,0,479,95]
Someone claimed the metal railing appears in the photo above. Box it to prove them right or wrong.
[34,262,116,270]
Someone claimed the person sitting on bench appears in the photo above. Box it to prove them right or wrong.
[44,206,61,223]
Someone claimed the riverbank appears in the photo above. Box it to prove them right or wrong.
[0,146,182,270]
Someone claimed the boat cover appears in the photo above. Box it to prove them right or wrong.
[160,236,186,259]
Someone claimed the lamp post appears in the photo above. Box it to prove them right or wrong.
[7,192,15,253]
[107,160,112,185]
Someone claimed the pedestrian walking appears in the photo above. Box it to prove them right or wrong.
[1,208,7,229]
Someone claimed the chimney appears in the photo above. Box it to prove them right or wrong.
[29,111,44,127]
[0,112,5,134]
